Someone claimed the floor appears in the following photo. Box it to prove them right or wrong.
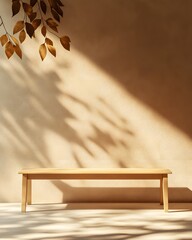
[0,203,192,240]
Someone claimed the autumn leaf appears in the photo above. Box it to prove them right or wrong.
[19,30,26,43]
[30,0,38,7]
[12,0,21,16]
[55,5,63,17]
[60,36,71,51]
[49,26,58,32]
[48,0,64,14]
[45,37,53,46]
[22,3,33,16]
[0,34,8,46]
[13,21,24,34]
[46,18,58,27]
[41,26,47,37]
[51,9,60,22]
[13,44,22,59]
[32,19,41,30]
[5,41,14,59]
[25,22,34,38]
[40,0,47,14]
[39,43,47,60]
[28,12,37,22]
[47,45,56,57]
[46,18,58,32]
[56,0,64,7]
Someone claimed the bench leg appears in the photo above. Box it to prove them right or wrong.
[163,175,169,212]
[160,178,163,205]
[27,179,32,205]
[21,174,28,213]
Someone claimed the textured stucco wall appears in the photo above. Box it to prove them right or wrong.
[0,0,192,203]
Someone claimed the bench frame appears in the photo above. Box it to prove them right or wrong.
[19,168,171,212]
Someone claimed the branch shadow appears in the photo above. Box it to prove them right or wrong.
[0,55,135,201]
[0,57,134,164]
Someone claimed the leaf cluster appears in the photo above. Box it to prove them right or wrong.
[0,34,22,59]
[0,0,71,60]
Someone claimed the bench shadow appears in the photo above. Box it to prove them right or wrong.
[30,180,192,212]
[52,181,192,203]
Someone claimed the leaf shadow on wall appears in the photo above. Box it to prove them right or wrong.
[0,56,135,175]
[64,0,192,137]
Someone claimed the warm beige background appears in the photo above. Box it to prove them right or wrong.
[0,0,192,203]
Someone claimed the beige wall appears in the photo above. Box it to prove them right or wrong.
[0,0,192,203]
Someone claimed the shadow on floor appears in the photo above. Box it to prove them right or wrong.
[30,202,192,212]
[1,203,192,240]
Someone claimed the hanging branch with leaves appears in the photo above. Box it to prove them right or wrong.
[0,0,70,60]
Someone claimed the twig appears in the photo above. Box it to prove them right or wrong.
[37,0,60,39]
[0,16,9,34]
[0,16,15,45]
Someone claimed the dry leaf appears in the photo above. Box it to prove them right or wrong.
[46,18,58,27]
[46,18,58,32]
[30,0,38,7]
[25,22,34,38]
[48,0,64,12]
[49,26,58,32]
[63,36,70,42]
[32,19,41,30]
[19,30,26,43]
[51,9,60,22]
[60,36,71,51]
[13,21,24,34]
[40,0,47,14]
[56,0,64,7]
[55,5,63,17]
[13,44,22,59]
[39,43,47,60]
[12,0,21,16]
[5,41,14,59]
[47,45,56,57]
[29,12,37,22]
[45,37,53,45]
[22,3,33,16]
[0,34,8,46]
[41,26,47,37]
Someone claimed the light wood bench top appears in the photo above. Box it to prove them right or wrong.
[19,167,172,212]
[19,168,172,174]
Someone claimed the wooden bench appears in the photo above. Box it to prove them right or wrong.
[19,168,172,212]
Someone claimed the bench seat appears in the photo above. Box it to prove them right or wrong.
[19,168,172,212]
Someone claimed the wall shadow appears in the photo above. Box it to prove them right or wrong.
[52,181,192,203]
[64,0,192,137]
[0,54,136,201]
[0,57,134,170]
